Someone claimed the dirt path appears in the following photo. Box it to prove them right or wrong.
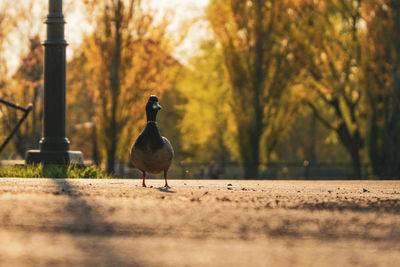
[0,178,399,266]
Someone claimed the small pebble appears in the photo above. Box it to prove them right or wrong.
[227,183,233,186]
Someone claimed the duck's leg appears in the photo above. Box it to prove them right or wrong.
[163,170,170,188]
[142,171,147,187]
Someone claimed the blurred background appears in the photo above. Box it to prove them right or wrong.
[0,0,399,179]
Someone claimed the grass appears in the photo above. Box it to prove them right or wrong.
[0,164,113,179]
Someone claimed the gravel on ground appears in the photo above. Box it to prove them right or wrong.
[0,178,399,266]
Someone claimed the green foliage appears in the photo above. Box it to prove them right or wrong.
[176,40,232,163]
[207,0,303,178]
[0,164,112,179]
[156,87,186,162]
[1,0,399,179]
[295,0,365,178]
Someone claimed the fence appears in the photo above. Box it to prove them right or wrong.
[0,159,373,179]
[121,161,373,180]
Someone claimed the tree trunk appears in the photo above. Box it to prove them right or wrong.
[242,125,260,179]
[243,161,259,179]
[337,123,362,178]
[349,145,362,179]
[92,123,99,166]
[240,116,262,179]
[368,104,380,177]
[106,1,122,174]
[249,131,260,179]
[106,141,116,173]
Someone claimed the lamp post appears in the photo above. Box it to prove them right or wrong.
[26,0,83,165]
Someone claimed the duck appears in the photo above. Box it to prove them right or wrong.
[130,95,174,188]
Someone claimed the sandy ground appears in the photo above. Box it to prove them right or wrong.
[0,178,399,267]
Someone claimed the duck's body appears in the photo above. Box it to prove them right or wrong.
[130,122,173,174]
[130,96,174,187]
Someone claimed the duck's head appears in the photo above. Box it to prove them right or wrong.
[146,95,162,122]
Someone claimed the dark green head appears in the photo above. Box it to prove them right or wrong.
[146,95,162,122]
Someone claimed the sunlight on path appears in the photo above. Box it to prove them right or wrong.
[0,179,399,266]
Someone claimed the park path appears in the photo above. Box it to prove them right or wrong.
[0,178,400,266]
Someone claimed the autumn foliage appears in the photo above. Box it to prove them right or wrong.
[0,0,399,179]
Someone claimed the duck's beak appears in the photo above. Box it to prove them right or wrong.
[152,102,162,110]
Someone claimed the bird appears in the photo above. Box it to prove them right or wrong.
[130,95,174,188]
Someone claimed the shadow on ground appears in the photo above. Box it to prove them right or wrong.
[51,179,140,266]
[157,187,176,193]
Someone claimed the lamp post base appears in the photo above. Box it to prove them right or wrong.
[25,150,84,165]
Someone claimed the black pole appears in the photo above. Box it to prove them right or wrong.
[25,0,83,165]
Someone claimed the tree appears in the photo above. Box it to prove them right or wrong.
[361,0,400,178]
[207,0,303,178]
[0,2,46,159]
[298,0,365,178]
[0,36,43,158]
[67,48,99,164]
[72,0,180,172]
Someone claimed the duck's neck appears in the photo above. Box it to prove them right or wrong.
[144,115,163,149]
[146,111,158,122]
[145,110,161,136]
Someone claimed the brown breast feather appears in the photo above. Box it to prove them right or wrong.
[130,137,173,174]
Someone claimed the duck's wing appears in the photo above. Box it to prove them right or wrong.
[162,137,174,163]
